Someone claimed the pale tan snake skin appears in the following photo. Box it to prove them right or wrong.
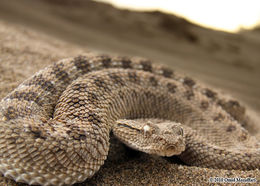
[0,54,259,185]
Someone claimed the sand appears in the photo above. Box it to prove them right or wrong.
[0,0,259,185]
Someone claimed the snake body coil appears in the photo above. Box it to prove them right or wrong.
[0,54,259,185]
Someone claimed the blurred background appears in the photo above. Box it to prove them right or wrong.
[0,0,260,112]
[96,0,260,32]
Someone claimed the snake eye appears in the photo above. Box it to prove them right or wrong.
[143,123,159,136]
[143,124,153,135]
[177,128,183,136]
[143,125,150,132]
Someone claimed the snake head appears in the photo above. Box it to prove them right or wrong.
[113,119,185,157]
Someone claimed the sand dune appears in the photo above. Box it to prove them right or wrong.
[0,0,259,185]
[1,0,259,112]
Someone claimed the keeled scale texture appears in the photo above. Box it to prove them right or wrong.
[0,54,259,185]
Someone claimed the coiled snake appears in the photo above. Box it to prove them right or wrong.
[0,54,259,185]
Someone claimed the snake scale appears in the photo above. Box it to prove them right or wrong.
[0,54,259,185]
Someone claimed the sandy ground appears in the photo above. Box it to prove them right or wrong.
[0,0,260,185]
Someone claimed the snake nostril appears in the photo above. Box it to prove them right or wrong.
[166,145,175,151]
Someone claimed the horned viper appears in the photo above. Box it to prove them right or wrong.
[0,54,259,185]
